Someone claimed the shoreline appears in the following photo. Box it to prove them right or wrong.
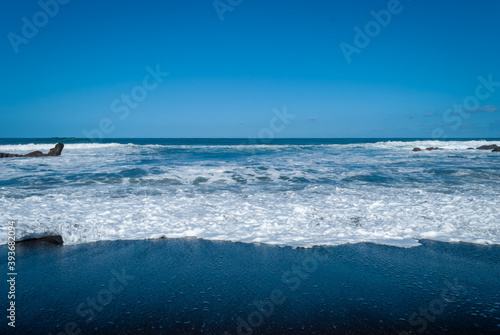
[3,238,499,334]
[10,233,500,249]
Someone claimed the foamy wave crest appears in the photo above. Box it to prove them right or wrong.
[1,140,498,153]
[368,140,499,151]
[0,142,131,154]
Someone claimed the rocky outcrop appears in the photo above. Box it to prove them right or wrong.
[411,144,500,152]
[412,147,443,151]
[476,144,498,150]
[476,144,500,152]
[0,143,64,158]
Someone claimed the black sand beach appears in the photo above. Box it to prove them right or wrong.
[3,239,500,334]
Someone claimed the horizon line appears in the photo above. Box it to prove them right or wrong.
[1,137,500,140]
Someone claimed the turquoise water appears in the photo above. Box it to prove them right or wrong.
[1,138,499,247]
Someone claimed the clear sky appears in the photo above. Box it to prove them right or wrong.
[1,0,499,138]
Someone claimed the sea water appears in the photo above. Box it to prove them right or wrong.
[0,138,499,247]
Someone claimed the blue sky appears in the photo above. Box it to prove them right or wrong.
[1,0,499,138]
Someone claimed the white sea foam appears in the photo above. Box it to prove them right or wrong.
[1,183,499,248]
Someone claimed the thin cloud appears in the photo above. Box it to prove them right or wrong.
[307,117,318,122]
[469,105,500,113]
[452,105,500,115]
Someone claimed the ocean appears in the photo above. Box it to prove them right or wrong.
[1,138,499,248]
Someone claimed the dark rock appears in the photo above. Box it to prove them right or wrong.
[0,143,64,158]
[412,147,422,152]
[493,147,500,152]
[47,143,64,156]
[467,148,474,150]
[18,235,64,245]
[476,144,498,150]
[23,151,45,157]
[0,153,20,158]
[426,147,442,151]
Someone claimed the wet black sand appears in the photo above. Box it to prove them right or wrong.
[2,239,500,334]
